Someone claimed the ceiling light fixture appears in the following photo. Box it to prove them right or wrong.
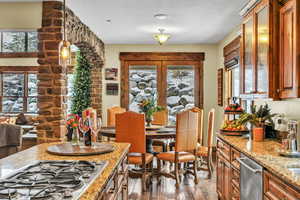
[154,13,168,20]
[59,0,71,66]
[153,29,171,45]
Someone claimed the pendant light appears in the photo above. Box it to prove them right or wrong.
[59,0,71,66]
[153,29,171,45]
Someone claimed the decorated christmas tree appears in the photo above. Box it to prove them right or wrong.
[71,51,92,115]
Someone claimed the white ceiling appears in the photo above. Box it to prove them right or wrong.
[67,0,248,44]
[2,0,248,44]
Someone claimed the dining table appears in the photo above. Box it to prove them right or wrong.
[99,125,176,154]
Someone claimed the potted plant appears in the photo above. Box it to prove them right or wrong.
[138,97,165,127]
[238,104,276,142]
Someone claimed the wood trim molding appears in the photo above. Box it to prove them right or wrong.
[0,66,38,71]
[0,52,38,58]
[120,53,205,110]
[119,52,205,61]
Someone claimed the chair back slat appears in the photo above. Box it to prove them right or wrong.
[175,109,199,152]
[152,110,168,126]
[116,111,146,153]
[107,106,126,127]
[207,109,215,148]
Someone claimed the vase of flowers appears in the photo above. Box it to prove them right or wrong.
[238,104,276,142]
[138,97,164,127]
[66,114,80,145]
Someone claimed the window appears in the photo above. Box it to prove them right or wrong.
[67,73,75,114]
[0,72,37,113]
[0,31,38,52]
[231,67,240,97]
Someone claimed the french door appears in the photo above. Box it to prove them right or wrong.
[120,52,204,124]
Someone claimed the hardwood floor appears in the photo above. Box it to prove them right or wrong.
[128,167,217,200]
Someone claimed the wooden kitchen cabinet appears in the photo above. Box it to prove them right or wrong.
[216,151,231,200]
[279,0,300,99]
[240,0,280,99]
[264,170,300,200]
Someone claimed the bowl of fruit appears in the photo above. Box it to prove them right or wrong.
[224,103,244,114]
[220,120,249,136]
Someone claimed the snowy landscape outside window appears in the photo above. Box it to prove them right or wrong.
[0,31,38,52]
[1,72,37,113]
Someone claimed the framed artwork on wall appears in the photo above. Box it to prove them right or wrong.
[217,68,224,106]
[105,68,118,81]
[106,83,119,96]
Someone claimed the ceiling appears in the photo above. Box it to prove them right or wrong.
[2,0,248,44]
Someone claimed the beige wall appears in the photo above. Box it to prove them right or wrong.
[103,44,221,138]
[0,2,42,30]
[0,2,42,67]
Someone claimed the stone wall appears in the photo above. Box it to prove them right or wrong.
[37,1,104,143]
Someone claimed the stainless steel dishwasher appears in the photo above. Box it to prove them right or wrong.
[237,154,263,200]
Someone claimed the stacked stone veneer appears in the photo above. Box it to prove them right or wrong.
[37,1,104,143]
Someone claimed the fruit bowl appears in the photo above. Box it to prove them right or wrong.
[219,129,249,136]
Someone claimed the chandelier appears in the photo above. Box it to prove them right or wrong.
[153,29,171,45]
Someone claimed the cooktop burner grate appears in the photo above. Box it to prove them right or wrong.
[0,160,108,200]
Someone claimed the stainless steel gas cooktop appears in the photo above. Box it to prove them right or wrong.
[0,160,108,200]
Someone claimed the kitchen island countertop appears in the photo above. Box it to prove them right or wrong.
[0,142,130,200]
[218,134,300,191]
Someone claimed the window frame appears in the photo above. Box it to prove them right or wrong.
[227,65,241,98]
[0,30,38,53]
[0,66,38,114]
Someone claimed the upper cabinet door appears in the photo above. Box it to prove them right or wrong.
[240,0,279,99]
[242,16,255,94]
[256,6,269,94]
[279,0,299,99]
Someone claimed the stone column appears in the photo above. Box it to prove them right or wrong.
[37,1,67,143]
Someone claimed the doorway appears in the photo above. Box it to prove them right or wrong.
[120,52,205,124]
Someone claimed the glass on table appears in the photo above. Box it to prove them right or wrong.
[79,118,90,147]
[90,118,102,148]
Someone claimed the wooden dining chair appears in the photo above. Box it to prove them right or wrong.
[157,108,200,188]
[107,106,126,127]
[169,107,204,151]
[152,110,169,152]
[116,111,153,192]
[196,108,215,179]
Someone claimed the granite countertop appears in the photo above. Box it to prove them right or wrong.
[217,134,300,190]
[0,142,130,200]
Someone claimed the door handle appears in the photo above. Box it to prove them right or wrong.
[237,157,262,174]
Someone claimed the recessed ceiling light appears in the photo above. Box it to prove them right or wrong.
[154,14,168,20]
[106,19,112,23]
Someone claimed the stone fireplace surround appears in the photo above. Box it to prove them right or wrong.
[37,1,104,143]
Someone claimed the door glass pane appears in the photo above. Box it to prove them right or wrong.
[232,67,240,97]
[167,65,195,124]
[129,65,157,112]
[28,73,37,96]
[257,7,269,93]
[3,73,24,96]
[244,19,254,93]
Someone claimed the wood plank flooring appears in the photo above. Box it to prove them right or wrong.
[128,167,217,200]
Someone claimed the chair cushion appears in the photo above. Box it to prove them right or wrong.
[196,146,208,157]
[157,151,195,163]
[128,153,153,165]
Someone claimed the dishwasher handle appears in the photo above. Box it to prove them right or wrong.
[237,157,262,174]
